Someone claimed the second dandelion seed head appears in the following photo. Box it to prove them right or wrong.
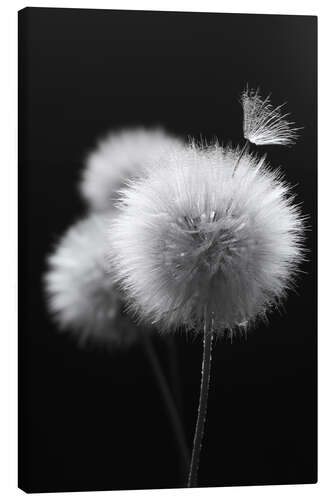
[45,212,139,347]
[109,144,304,336]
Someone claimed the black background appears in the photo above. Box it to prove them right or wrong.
[18,8,317,493]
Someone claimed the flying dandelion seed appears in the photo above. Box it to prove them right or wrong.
[241,87,300,146]
[44,212,139,347]
[80,127,184,211]
[109,143,305,337]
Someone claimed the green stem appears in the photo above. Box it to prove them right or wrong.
[187,322,214,488]
[142,333,190,485]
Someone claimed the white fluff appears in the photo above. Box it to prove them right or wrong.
[80,128,183,211]
[44,213,139,347]
[109,144,304,336]
[241,88,299,146]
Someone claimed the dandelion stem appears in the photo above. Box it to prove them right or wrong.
[142,333,190,485]
[165,336,184,421]
[187,320,214,488]
[232,139,250,177]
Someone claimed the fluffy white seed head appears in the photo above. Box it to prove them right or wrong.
[44,213,139,347]
[80,127,184,211]
[241,88,300,146]
[109,144,304,337]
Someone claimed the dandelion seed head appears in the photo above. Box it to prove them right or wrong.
[241,87,300,146]
[80,127,183,211]
[109,144,304,337]
[44,213,139,347]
